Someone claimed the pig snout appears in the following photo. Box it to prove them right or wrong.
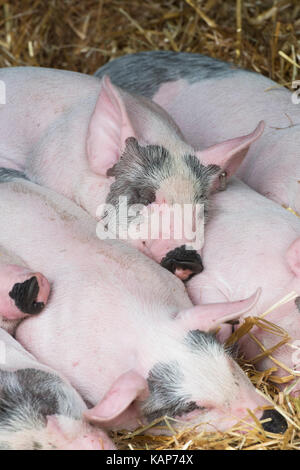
[260,409,287,434]
[0,265,51,321]
[9,273,50,315]
[160,245,204,281]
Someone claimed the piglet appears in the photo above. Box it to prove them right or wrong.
[0,171,283,433]
[0,328,115,450]
[0,68,263,279]
[187,178,300,392]
[95,51,300,215]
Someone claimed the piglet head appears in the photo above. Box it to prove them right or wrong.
[88,77,264,280]
[84,290,286,435]
[141,289,286,434]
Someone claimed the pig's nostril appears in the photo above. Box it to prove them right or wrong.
[261,409,287,434]
[160,246,204,280]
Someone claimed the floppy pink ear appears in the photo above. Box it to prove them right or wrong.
[176,289,261,332]
[86,75,136,176]
[84,370,148,423]
[286,238,300,277]
[196,121,265,187]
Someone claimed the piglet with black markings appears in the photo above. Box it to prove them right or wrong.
[95,51,300,216]
[0,328,115,450]
[0,68,263,280]
[187,178,300,394]
[0,172,281,434]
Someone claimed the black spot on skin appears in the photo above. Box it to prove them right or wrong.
[160,245,204,279]
[295,297,300,312]
[9,276,45,315]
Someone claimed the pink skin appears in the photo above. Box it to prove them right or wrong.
[46,416,116,450]
[187,178,300,391]
[0,328,115,450]
[63,433,115,451]
[0,178,271,432]
[152,73,300,215]
[0,68,263,276]
[0,264,50,320]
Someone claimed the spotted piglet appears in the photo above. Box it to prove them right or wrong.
[0,328,115,450]
[0,68,264,279]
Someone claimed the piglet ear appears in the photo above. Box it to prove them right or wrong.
[84,370,148,423]
[176,289,261,332]
[196,121,265,188]
[286,238,300,277]
[86,76,136,176]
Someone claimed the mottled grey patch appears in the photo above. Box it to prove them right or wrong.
[184,154,220,208]
[0,369,58,431]
[94,51,244,99]
[0,368,81,434]
[187,329,237,358]
[185,330,218,350]
[295,297,300,312]
[105,137,171,220]
[141,361,201,422]
[0,168,28,183]
[105,138,219,227]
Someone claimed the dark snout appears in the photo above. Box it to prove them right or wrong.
[261,409,287,434]
[160,245,204,281]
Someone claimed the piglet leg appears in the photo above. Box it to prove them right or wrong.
[0,264,50,320]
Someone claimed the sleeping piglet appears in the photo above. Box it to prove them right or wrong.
[187,178,300,392]
[0,328,115,450]
[95,51,300,216]
[0,68,263,279]
[0,170,284,433]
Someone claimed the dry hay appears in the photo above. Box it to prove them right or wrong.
[0,0,299,86]
[0,0,300,450]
